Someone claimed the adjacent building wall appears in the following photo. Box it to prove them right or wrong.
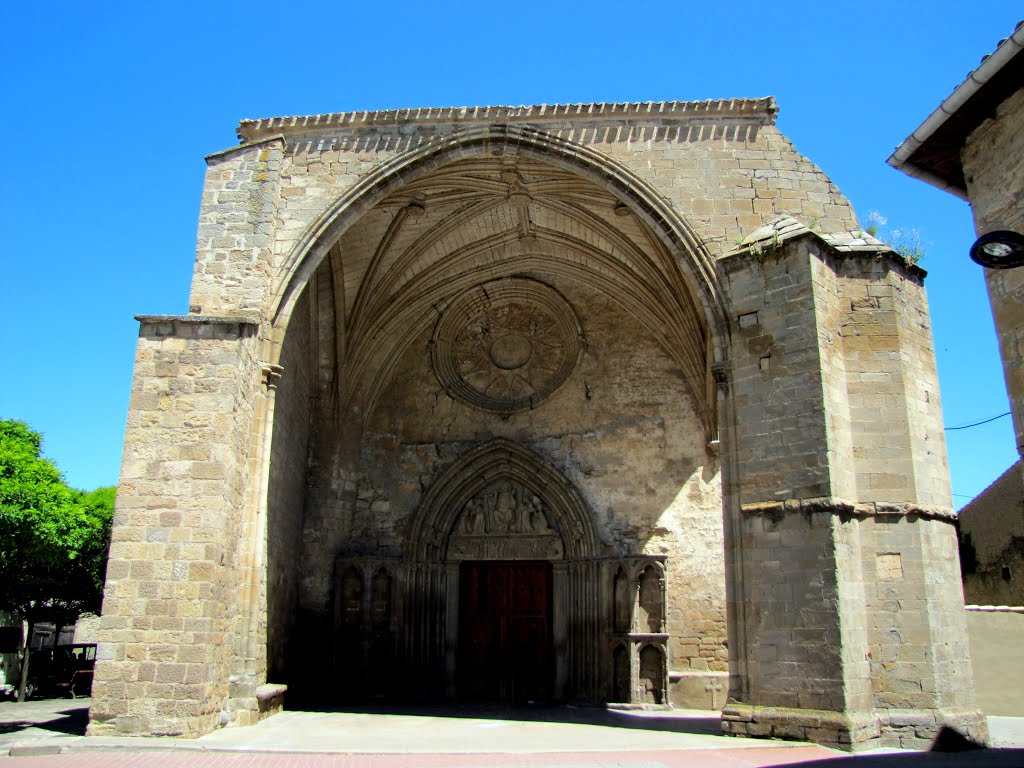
[959,86,1024,610]
[966,607,1024,717]
[962,88,1024,457]
[958,460,1024,605]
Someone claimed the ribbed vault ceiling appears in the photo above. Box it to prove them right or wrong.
[307,156,713,434]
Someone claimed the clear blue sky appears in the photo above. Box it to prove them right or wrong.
[1,2,1019,507]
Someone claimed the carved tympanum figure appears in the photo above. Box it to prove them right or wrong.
[462,499,483,534]
[492,481,517,531]
[525,495,549,533]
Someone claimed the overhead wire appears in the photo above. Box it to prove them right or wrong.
[945,412,1011,431]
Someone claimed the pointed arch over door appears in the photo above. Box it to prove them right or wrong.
[404,438,603,702]
[408,438,600,563]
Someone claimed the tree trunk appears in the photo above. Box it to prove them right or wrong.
[17,618,34,703]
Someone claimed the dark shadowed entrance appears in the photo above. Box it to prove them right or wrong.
[458,561,553,703]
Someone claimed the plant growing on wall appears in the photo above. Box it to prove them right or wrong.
[864,211,926,266]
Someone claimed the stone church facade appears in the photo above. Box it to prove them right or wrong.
[89,100,986,749]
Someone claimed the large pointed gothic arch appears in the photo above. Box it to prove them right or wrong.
[268,123,729,341]
[393,438,609,702]
[262,124,731,440]
[262,124,737,706]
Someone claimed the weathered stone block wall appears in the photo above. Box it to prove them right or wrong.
[963,88,1024,457]
[722,240,837,502]
[890,271,950,506]
[90,316,261,737]
[189,140,284,316]
[265,287,313,683]
[720,234,983,747]
[811,254,857,499]
[187,108,861,321]
[735,508,872,715]
[837,259,950,506]
[858,514,980,733]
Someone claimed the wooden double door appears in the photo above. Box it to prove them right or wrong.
[458,561,553,703]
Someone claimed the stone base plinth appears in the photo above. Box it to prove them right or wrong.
[86,712,221,739]
[227,681,288,727]
[876,708,990,751]
[722,702,990,751]
[722,703,879,749]
[255,684,287,721]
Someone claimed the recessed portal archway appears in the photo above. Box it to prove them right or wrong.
[268,134,725,710]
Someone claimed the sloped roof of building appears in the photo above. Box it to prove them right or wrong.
[236,98,778,143]
[888,21,1024,198]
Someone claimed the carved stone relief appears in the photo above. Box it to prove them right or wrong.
[448,479,564,560]
[431,278,582,413]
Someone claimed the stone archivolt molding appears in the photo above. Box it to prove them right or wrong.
[431,278,582,414]
[408,438,599,563]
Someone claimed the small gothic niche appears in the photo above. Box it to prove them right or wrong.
[371,568,392,629]
[341,567,362,626]
[638,565,663,633]
[613,566,631,632]
[612,644,630,703]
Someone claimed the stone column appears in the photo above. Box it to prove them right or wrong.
[88,315,262,737]
[226,362,284,725]
[718,233,987,750]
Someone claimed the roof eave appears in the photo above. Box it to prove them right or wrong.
[887,21,1024,197]
[235,98,779,144]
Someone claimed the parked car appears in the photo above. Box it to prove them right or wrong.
[26,643,96,699]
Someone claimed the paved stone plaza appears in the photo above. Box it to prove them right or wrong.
[4,699,1024,766]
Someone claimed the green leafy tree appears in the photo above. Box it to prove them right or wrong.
[0,419,114,701]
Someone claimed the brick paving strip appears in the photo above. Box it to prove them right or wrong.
[2,746,840,768]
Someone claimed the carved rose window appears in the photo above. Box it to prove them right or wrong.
[431,278,582,413]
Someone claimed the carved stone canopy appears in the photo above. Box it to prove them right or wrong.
[431,278,582,413]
